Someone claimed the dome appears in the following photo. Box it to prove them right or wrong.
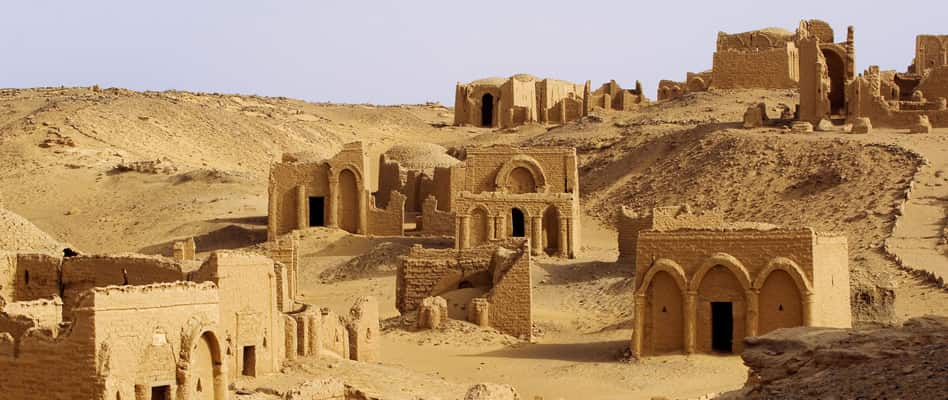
[383,143,461,170]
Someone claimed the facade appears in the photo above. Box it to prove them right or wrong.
[621,206,851,358]
[454,74,647,128]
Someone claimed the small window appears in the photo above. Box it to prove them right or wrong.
[24,270,30,286]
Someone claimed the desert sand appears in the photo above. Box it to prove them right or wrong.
[1,86,946,399]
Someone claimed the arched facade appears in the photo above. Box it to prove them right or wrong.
[338,168,360,234]
[494,155,548,193]
[469,206,490,247]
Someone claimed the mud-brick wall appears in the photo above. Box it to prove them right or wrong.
[616,208,651,264]
[463,148,577,194]
[0,252,14,302]
[396,254,454,313]
[812,234,851,328]
[486,242,532,339]
[420,196,455,236]
[14,254,62,302]
[367,191,405,236]
[0,306,98,400]
[61,255,185,313]
[712,47,798,89]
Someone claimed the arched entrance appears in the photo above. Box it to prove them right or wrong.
[757,270,803,335]
[542,206,559,255]
[190,332,223,400]
[822,49,846,115]
[469,207,490,246]
[339,169,359,233]
[646,271,684,354]
[510,208,526,237]
[481,93,494,127]
[696,266,746,353]
[507,167,537,194]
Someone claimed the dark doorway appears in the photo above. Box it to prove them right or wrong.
[511,208,525,237]
[242,346,256,377]
[151,385,171,400]
[822,49,846,115]
[308,196,325,227]
[711,302,734,353]
[481,93,494,127]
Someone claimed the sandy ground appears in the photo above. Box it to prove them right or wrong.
[2,87,947,399]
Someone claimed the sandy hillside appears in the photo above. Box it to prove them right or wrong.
[1,86,947,399]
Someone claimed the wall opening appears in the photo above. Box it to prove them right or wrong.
[511,208,525,237]
[542,206,559,255]
[24,270,29,286]
[822,49,846,115]
[338,169,359,233]
[711,302,733,353]
[470,207,489,246]
[646,271,684,354]
[308,196,325,227]
[151,385,171,400]
[481,93,494,127]
[242,346,256,377]
[758,269,804,335]
[507,167,537,194]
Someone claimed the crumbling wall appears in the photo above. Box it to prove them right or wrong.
[269,233,300,310]
[14,253,62,302]
[367,191,405,236]
[420,196,455,236]
[712,44,799,89]
[0,252,14,302]
[484,241,532,339]
[812,233,852,328]
[61,254,185,312]
[916,66,948,101]
[346,296,380,362]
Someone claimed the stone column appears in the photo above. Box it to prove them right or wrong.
[284,316,297,361]
[328,176,339,228]
[458,215,470,249]
[558,217,569,257]
[745,289,759,338]
[494,215,505,239]
[531,216,542,256]
[684,290,697,354]
[632,294,647,357]
[803,292,815,326]
[296,185,307,230]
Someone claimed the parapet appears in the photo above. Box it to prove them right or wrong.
[74,281,218,311]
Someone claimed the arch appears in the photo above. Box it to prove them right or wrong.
[469,207,490,246]
[338,168,360,233]
[752,257,813,294]
[660,87,669,100]
[509,207,526,237]
[688,77,706,92]
[179,329,225,400]
[695,265,746,353]
[637,258,688,295]
[688,253,751,292]
[646,270,685,354]
[541,205,560,255]
[507,167,537,194]
[494,155,548,193]
[821,46,847,115]
[757,269,804,335]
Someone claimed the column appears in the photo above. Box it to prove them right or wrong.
[745,289,759,338]
[530,216,542,256]
[803,293,815,326]
[327,176,339,228]
[296,185,307,230]
[684,290,697,354]
[458,215,470,249]
[494,215,505,239]
[486,216,496,241]
[566,217,575,258]
[559,102,567,124]
[558,217,569,257]
[357,189,366,234]
[268,186,279,241]
[632,294,647,358]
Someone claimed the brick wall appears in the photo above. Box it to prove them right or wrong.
[61,254,186,313]
[712,46,798,89]
[14,254,62,302]
[420,196,455,236]
[367,191,405,236]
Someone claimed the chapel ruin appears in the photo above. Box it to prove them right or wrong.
[619,206,852,357]
[454,74,647,128]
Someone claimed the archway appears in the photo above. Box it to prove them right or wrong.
[190,332,223,400]
[646,271,684,354]
[757,269,804,335]
[469,207,490,246]
[510,208,526,237]
[542,206,559,255]
[507,167,537,194]
[338,169,359,233]
[696,265,746,353]
[481,93,494,127]
[822,49,846,115]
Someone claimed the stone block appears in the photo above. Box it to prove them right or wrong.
[417,296,448,329]
[851,117,872,134]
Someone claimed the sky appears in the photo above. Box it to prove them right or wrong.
[1,1,946,105]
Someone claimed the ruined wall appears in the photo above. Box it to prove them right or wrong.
[269,233,300,310]
[420,196,455,236]
[346,296,380,362]
[484,241,532,339]
[916,66,948,101]
[711,44,799,89]
[61,254,185,312]
[0,252,14,302]
[848,67,948,128]
[812,234,851,328]
[799,36,831,124]
[367,191,405,236]
[914,35,948,72]
[14,253,62,302]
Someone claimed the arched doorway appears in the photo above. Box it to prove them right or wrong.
[757,270,803,335]
[507,167,537,194]
[646,271,684,354]
[696,266,746,353]
[190,332,223,400]
[822,49,846,115]
[510,208,525,237]
[542,206,559,255]
[469,207,490,246]
[481,93,494,127]
[339,169,359,233]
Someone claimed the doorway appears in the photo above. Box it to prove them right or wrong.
[308,196,325,227]
[151,386,171,400]
[481,93,494,127]
[511,208,525,237]
[242,346,256,377]
[822,49,846,115]
[711,302,734,353]
[542,206,559,255]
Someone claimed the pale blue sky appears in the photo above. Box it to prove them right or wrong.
[2,1,945,104]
